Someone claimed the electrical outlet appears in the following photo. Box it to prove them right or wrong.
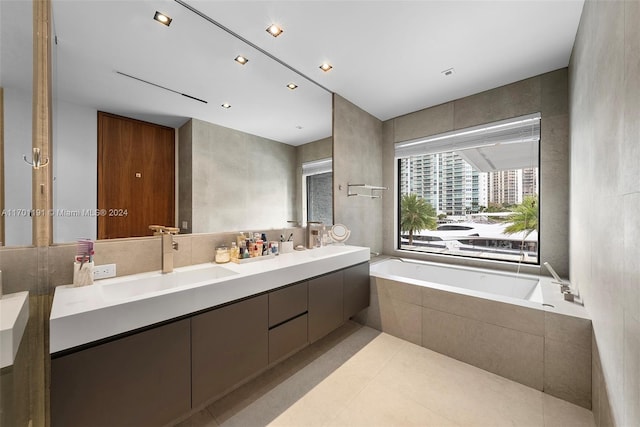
[182,221,188,229]
[93,263,116,280]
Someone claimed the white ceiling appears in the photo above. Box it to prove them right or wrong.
[2,0,584,146]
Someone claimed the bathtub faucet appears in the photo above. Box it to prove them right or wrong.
[543,262,577,302]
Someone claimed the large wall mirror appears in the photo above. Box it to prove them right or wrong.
[48,0,332,243]
[1,0,34,247]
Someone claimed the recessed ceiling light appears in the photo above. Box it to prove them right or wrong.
[287,83,298,90]
[221,103,231,109]
[296,125,303,130]
[442,68,455,76]
[234,55,249,65]
[266,24,284,37]
[154,11,172,26]
[319,63,333,72]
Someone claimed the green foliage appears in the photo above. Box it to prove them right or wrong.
[503,195,538,238]
[400,194,437,245]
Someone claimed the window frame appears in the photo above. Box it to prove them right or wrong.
[393,113,541,265]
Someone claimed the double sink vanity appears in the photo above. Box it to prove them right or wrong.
[49,245,370,427]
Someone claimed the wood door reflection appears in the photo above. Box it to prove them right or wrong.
[97,112,174,239]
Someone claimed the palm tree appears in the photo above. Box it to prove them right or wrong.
[400,194,437,246]
[503,195,538,238]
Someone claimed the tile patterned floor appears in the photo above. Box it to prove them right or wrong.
[174,322,596,427]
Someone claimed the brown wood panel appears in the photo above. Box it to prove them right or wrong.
[191,295,268,407]
[343,262,370,321]
[269,314,308,364]
[50,319,191,427]
[308,270,344,343]
[268,281,308,327]
[97,112,174,239]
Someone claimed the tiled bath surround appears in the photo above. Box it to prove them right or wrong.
[569,0,640,426]
[355,275,592,409]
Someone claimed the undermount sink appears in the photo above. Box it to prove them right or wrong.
[99,265,238,301]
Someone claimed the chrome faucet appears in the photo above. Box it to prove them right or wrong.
[150,225,179,273]
[543,262,577,302]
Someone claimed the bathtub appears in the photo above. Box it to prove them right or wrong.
[370,258,543,305]
[360,257,592,407]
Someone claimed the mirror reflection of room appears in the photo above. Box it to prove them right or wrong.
[48,0,332,243]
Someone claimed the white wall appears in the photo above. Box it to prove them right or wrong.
[569,1,639,425]
[4,87,32,247]
[52,100,97,243]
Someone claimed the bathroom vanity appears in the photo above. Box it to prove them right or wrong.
[49,245,369,427]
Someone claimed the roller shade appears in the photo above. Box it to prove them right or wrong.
[394,113,541,161]
[302,158,332,175]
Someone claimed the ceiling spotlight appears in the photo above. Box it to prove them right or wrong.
[221,103,231,109]
[234,55,249,65]
[266,24,284,37]
[287,83,298,90]
[154,11,172,26]
[442,68,455,76]
[319,63,333,72]
[296,125,303,130]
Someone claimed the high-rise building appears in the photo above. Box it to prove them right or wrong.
[401,155,538,215]
[488,167,538,206]
[399,153,483,216]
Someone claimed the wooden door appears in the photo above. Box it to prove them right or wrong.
[97,112,174,239]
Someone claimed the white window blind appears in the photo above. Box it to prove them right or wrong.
[302,158,332,176]
[394,113,541,160]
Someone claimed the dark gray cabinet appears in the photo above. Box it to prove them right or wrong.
[191,294,268,408]
[51,319,191,427]
[343,262,370,321]
[50,261,369,426]
[268,282,309,364]
[268,281,308,327]
[308,270,344,343]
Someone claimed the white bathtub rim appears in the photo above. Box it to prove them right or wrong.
[370,258,590,320]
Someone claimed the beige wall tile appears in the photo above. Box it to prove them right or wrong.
[422,286,545,336]
[453,76,541,130]
[393,102,454,143]
[623,313,640,427]
[333,94,384,253]
[377,295,422,346]
[373,277,421,305]
[545,312,592,352]
[541,69,569,117]
[173,235,193,268]
[0,247,38,294]
[47,244,76,288]
[422,307,544,390]
[544,338,592,409]
[352,286,382,331]
[94,238,161,277]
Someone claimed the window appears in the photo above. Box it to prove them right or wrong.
[396,113,540,264]
[302,158,333,225]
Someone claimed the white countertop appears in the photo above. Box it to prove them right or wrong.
[1,291,30,368]
[50,245,370,354]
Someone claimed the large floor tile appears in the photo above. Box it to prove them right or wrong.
[375,340,544,427]
[328,382,460,427]
[176,325,594,427]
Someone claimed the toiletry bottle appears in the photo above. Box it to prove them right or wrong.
[230,242,239,260]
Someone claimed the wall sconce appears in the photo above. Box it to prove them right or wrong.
[23,147,49,169]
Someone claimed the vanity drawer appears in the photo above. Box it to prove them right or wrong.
[269,314,308,364]
[268,281,308,327]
